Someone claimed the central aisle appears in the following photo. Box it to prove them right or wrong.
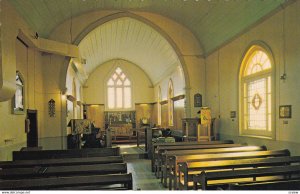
[126,159,167,190]
[117,144,166,190]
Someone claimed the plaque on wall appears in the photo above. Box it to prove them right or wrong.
[279,105,292,119]
[194,93,202,107]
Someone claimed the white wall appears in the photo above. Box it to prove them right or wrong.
[38,54,69,150]
[205,1,300,155]
[0,0,56,158]
[66,64,83,102]
[0,39,45,160]
[84,59,153,106]
[65,62,84,126]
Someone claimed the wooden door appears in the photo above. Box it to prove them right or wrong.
[27,109,38,147]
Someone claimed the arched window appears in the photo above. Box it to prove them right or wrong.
[72,78,77,119]
[157,86,162,126]
[13,71,24,113]
[239,45,274,138]
[107,67,131,109]
[168,80,174,126]
[72,78,77,99]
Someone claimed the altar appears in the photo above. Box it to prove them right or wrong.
[104,111,136,143]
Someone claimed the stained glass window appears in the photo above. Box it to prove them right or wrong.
[244,51,271,76]
[240,45,273,138]
[107,67,132,109]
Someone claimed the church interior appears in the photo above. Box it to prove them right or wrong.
[1,0,300,190]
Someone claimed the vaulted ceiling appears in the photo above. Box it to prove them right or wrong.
[8,0,287,55]
[8,0,289,84]
[78,17,181,84]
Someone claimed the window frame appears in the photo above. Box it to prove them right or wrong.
[168,79,174,127]
[157,86,162,126]
[239,44,275,139]
[106,67,132,111]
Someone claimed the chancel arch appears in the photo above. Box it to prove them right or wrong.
[78,16,188,116]
[61,12,204,117]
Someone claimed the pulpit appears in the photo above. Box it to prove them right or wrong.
[182,118,199,140]
[182,117,215,141]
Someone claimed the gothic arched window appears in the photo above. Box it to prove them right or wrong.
[107,67,132,109]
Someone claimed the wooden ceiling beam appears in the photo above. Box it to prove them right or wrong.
[18,29,79,58]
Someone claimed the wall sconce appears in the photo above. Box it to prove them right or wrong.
[62,87,68,95]
[61,87,67,100]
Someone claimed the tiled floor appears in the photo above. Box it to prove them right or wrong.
[126,159,166,190]
[118,144,146,155]
[117,144,166,190]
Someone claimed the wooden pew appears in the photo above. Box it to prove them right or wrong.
[178,155,300,190]
[0,163,127,179]
[0,173,133,190]
[0,156,123,169]
[167,149,290,190]
[228,179,300,190]
[151,140,234,171]
[160,145,266,186]
[57,184,132,190]
[193,163,300,190]
[13,147,120,160]
[152,140,234,158]
[154,143,245,176]
[156,144,252,177]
